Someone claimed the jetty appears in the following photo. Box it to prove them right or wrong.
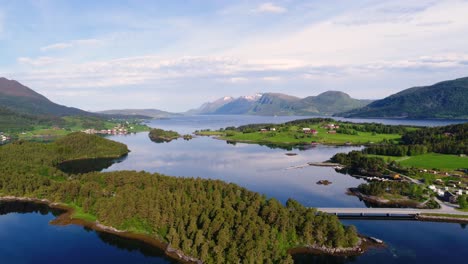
[307,162,341,167]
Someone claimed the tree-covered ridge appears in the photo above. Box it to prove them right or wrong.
[364,123,468,156]
[0,133,359,263]
[340,76,468,119]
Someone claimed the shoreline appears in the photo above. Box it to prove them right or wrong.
[196,133,366,147]
[0,196,201,264]
[0,196,382,262]
[347,188,428,209]
[289,236,385,257]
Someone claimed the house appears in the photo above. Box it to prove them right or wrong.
[260,129,268,133]
[327,130,337,134]
[442,191,457,203]
[392,174,401,180]
[428,185,436,191]
[270,128,276,131]
[302,128,311,133]
[457,190,464,195]
[324,124,336,129]
[437,189,445,197]
[311,129,318,135]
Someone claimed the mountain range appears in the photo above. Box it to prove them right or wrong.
[1,76,467,122]
[339,77,468,119]
[97,109,180,119]
[188,91,373,116]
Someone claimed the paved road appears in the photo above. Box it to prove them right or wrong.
[316,207,468,216]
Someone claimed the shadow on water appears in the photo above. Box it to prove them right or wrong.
[57,155,128,174]
[293,254,359,264]
[0,200,65,217]
[0,201,178,263]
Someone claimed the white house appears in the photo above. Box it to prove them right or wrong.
[428,185,436,191]
[437,190,445,197]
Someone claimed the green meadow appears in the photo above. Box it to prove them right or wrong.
[368,153,467,170]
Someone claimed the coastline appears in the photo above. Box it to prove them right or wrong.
[196,133,366,147]
[347,188,429,209]
[0,196,381,262]
[0,196,201,264]
[289,236,385,257]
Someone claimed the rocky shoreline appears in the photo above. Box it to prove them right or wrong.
[0,195,386,262]
[289,236,385,257]
[416,214,468,223]
[347,188,425,208]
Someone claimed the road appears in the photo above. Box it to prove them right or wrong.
[316,207,468,216]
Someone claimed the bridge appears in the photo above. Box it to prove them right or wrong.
[316,207,468,219]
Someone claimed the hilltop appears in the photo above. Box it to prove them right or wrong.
[339,77,468,119]
[0,77,90,116]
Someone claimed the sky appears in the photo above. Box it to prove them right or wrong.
[0,0,468,112]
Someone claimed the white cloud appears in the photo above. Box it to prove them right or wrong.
[255,3,287,14]
[17,56,64,66]
[40,38,103,52]
[40,43,73,52]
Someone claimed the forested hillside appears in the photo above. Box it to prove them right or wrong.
[0,107,60,132]
[0,133,359,263]
[340,77,468,119]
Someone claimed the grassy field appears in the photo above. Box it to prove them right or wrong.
[368,153,467,170]
[198,124,402,145]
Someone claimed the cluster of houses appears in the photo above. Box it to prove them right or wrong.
[83,124,133,136]
[428,183,468,203]
[302,128,318,135]
[0,133,11,143]
[323,123,339,134]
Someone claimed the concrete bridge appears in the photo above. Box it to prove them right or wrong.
[316,207,468,219]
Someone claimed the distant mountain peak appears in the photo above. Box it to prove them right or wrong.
[187,90,371,116]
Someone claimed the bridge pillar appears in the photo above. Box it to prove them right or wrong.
[360,213,364,216]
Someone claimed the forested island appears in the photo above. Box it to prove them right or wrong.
[0,132,361,263]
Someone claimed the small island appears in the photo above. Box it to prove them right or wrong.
[317,180,333,185]
[148,128,181,143]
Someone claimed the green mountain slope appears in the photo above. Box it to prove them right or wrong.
[0,107,60,132]
[340,77,468,119]
[297,91,373,115]
[0,77,89,116]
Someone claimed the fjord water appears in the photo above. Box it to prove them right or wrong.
[1,115,466,263]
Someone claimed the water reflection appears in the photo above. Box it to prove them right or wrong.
[57,155,128,174]
[0,201,174,264]
[105,134,367,207]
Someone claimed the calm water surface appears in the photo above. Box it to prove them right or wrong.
[1,115,466,263]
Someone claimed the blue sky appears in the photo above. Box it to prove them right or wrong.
[1,0,468,112]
